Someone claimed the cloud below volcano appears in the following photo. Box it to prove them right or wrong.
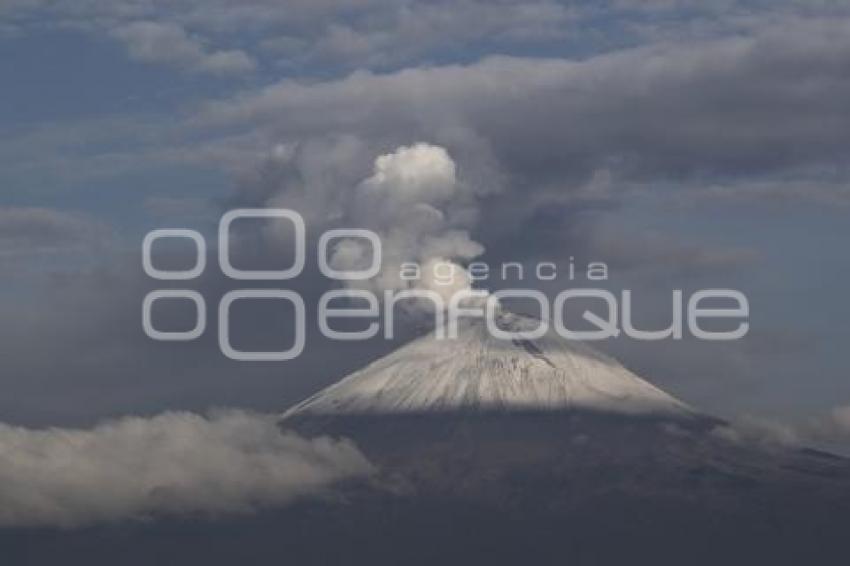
[0,410,373,528]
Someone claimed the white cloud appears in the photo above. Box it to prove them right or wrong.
[0,411,373,528]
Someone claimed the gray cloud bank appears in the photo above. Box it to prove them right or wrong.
[111,21,256,76]
[0,411,373,528]
[714,406,850,454]
[202,18,850,184]
[6,14,850,215]
[0,206,109,257]
[4,1,846,75]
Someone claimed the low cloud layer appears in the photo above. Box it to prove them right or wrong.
[0,411,373,528]
[713,406,850,453]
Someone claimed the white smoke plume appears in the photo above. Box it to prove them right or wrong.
[0,411,374,528]
[328,143,487,307]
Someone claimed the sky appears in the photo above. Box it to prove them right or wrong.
[1,0,850,450]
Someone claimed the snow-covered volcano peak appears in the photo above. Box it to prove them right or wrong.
[283,312,693,419]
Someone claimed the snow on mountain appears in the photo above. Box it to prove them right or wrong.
[283,311,693,418]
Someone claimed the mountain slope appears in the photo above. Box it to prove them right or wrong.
[275,311,850,565]
[284,312,692,418]
[9,313,850,566]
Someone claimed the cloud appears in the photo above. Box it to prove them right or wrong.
[565,214,762,275]
[6,1,844,74]
[111,21,256,76]
[712,416,803,448]
[290,1,577,68]
[0,206,109,257]
[200,17,850,186]
[143,196,218,221]
[807,406,850,443]
[713,406,850,453]
[0,1,590,71]
[0,410,373,528]
[8,14,850,220]
[682,176,850,208]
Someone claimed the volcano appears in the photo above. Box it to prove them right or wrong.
[277,312,850,565]
[284,312,693,418]
[11,314,850,566]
